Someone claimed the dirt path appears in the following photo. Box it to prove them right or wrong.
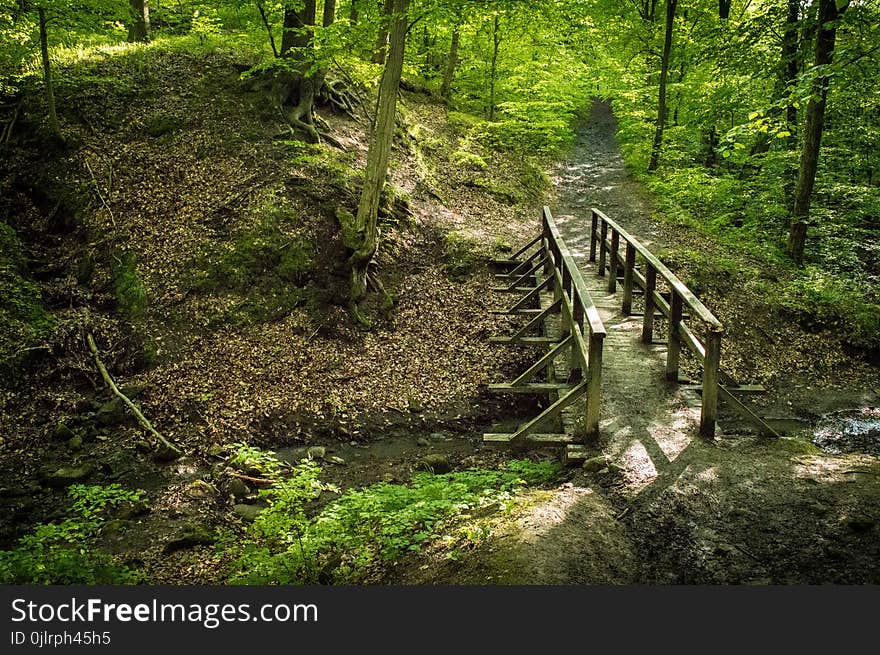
[399,100,880,585]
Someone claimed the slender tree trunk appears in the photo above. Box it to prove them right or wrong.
[648,0,676,171]
[350,0,410,314]
[349,0,359,24]
[127,0,151,42]
[719,0,731,20]
[440,26,460,99]
[256,1,279,57]
[282,0,316,55]
[323,0,336,27]
[38,8,62,143]
[787,0,847,265]
[372,0,394,64]
[489,15,500,121]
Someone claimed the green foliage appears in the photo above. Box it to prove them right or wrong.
[228,442,285,479]
[0,484,145,584]
[778,268,880,350]
[227,459,560,584]
[442,230,484,280]
[0,222,54,376]
[112,252,148,321]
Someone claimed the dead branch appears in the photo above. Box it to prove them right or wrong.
[85,160,116,226]
[87,333,182,459]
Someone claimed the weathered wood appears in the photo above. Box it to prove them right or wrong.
[506,297,561,342]
[505,381,590,441]
[87,333,182,459]
[589,210,598,262]
[622,242,636,315]
[501,256,548,291]
[700,327,722,438]
[489,336,561,345]
[508,233,542,260]
[642,266,657,344]
[490,308,544,316]
[718,385,781,437]
[507,335,574,387]
[488,382,570,393]
[503,275,554,312]
[666,292,683,381]
[597,219,608,277]
[585,331,604,436]
[484,433,576,444]
[495,246,545,279]
[607,229,620,293]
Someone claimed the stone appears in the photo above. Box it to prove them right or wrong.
[226,478,250,499]
[53,423,75,441]
[381,473,396,483]
[417,454,451,474]
[186,480,216,499]
[154,443,183,462]
[164,524,216,552]
[416,438,430,447]
[429,432,446,441]
[44,464,93,488]
[307,446,326,460]
[68,434,83,450]
[115,500,150,520]
[582,456,609,473]
[328,456,346,466]
[233,504,264,522]
[95,398,126,426]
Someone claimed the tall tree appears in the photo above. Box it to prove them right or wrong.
[787,0,848,264]
[37,6,62,142]
[488,14,500,120]
[440,24,460,99]
[372,0,393,64]
[647,0,676,171]
[279,0,321,141]
[127,0,150,42]
[349,0,410,320]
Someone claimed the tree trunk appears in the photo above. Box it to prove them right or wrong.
[787,0,846,265]
[38,8,62,143]
[127,0,151,43]
[719,0,731,20]
[280,0,320,140]
[323,0,336,27]
[282,0,316,55]
[489,15,500,121]
[648,0,676,171]
[440,26,460,99]
[350,0,410,315]
[372,0,394,65]
[349,0,359,24]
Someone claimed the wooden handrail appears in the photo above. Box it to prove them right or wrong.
[590,207,723,438]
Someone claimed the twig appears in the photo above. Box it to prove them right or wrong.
[84,161,116,226]
[228,471,276,485]
[615,507,631,521]
[87,333,182,459]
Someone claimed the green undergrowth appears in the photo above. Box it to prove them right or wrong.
[224,452,560,585]
[0,223,55,377]
[190,193,315,325]
[609,94,880,352]
[0,484,145,584]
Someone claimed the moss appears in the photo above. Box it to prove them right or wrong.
[774,437,822,456]
[0,223,55,377]
[112,253,148,322]
[443,230,486,281]
[451,150,488,170]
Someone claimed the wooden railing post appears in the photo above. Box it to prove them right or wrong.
[597,218,608,277]
[585,332,604,437]
[622,243,636,315]
[666,292,682,381]
[589,210,598,262]
[642,265,656,343]
[700,327,722,438]
[607,229,620,293]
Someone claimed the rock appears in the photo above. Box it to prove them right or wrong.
[233,504,264,522]
[44,464,93,488]
[101,451,137,478]
[328,456,346,466]
[606,463,625,475]
[226,477,250,499]
[164,524,216,552]
[429,432,446,441]
[95,398,126,426]
[416,438,430,447]
[68,434,83,450]
[115,500,150,520]
[186,480,216,499]
[307,446,326,460]
[582,456,609,473]
[381,473,396,483]
[417,454,451,474]
[53,423,75,441]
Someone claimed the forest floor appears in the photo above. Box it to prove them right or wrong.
[1,48,878,584]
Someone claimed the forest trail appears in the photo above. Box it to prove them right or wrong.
[400,100,880,585]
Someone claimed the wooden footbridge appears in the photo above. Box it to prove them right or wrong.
[486,206,777,461]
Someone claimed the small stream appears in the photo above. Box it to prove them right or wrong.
[809,407,880,456]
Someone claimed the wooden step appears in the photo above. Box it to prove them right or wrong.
[490,308,544,316]
[488,382,570,394]
[564,445,590,465]
[483,433,576,444]
[489,336,562,345]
